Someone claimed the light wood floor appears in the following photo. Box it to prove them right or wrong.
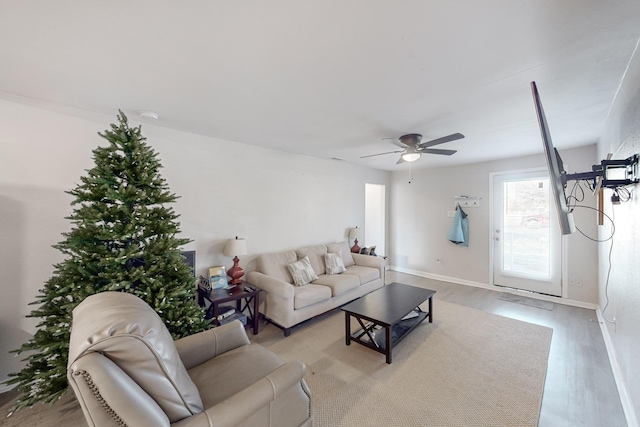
[379,271,627,427]
[1,271,626,426]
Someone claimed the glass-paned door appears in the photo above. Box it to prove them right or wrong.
[492,170,561,296]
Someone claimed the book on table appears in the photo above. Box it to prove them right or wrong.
[213,305,247,326]
[402,310,419,320]
[209,266,228,289]
[216,305,236,320]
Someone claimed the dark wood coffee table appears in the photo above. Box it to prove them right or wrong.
[341,282,436,363]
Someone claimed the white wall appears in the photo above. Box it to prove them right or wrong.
[0,93,620,399]
[597,40,640,425]
[389,145,600,304]
[0,98,389,389]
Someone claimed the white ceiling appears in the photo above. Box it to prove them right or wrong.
[2,1,640,171]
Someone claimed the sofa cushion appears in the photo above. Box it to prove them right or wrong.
[188,343,285,407]
[287,256,319,286]
[344,265,380,285]
[327,241,355,267]
[293,284,332,309]
[295,244,328,276]
[324,251,346,275]
[313,274,360,297]
[258,250,297,284]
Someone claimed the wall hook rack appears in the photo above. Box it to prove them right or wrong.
[454,195,481,207]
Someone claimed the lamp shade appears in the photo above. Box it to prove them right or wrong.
[348,227,362,239]
[223,237,247,257]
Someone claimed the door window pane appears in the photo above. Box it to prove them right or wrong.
[502,178,550,277]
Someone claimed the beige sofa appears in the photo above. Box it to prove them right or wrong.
[246,241,385,336]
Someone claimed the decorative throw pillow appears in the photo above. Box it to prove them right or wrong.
[287,256,318,286]
[324,251,346,275]
[327,241,355,267]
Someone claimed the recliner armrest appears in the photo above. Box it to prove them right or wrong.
[175,320,250,370]
[172,361,308,427]
[69,352,172,426]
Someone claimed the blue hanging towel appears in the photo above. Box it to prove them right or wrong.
[447,205,469,247]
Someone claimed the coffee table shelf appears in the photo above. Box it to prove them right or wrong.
[352,309,428,351]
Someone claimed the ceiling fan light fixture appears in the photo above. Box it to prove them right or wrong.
[140,111,159,120]
[363,132,463,163]
[402,152,421,162]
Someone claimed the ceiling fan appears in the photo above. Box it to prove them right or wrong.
[361,133,465,164]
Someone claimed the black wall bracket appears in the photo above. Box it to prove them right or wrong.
[564,154,639,189]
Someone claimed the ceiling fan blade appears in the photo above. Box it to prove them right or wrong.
[360,150,404,159]
[418,133,465,148]
[382,137,407,149]
[396,156,405,164]
[420,148,457,156]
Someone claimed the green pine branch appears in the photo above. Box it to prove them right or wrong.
[4,111,209,413]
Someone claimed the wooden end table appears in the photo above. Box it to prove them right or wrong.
[197,284,262,335]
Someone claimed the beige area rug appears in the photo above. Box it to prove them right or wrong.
[268,300,552,427]
[0,301,552,427]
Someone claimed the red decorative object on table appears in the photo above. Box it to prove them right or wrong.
[349,227,362,253]
[227,256,245,286]
[224,236,248,286]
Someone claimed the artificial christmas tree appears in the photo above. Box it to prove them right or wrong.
[5,111,209,412]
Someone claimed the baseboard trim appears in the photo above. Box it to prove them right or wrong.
[596,307,639,427]
[0,382,14,394]
[388,266,597,310]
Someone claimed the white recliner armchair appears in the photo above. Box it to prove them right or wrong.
[67,292,312,426]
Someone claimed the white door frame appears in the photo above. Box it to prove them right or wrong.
[489,168,568,298]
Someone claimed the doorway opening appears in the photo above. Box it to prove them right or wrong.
[365,183,386,257]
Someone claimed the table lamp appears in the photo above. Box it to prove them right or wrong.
[349,227,362,253]
[223,236,247,286]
